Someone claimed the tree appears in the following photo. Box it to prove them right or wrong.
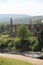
[0,24,9,34]
[17,25,31,51]
[17,25,30,40]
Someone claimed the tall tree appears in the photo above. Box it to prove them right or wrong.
[17,25,31,51]
[17,25,30,40]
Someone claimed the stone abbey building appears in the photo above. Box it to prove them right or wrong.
[9,18,43,37]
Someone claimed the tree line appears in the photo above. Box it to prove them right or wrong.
[0,24,43,52]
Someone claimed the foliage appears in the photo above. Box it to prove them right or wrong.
[42,48,43,52]
[38,30,43,51]
[20,39,31,51]
[0,24,9,34]
[17,25,30,40]
[38,30,43,43]
[17,25,31,51]
[28,37,37,51]
[0,34,43,52]
[14,37,21,49]
[32,40,39,51]
[0,23,43,52]
[0,37,15,51]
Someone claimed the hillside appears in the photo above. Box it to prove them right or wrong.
[0,14,43,24]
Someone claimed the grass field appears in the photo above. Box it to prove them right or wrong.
[0,57,32,65]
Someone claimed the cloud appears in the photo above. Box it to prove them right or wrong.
[0,0,43,15]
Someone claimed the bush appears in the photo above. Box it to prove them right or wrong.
[20,39,31,51]
[32,40,39,51]
[42,48,43,52]
[38,30,43,51]
[28,37,37,51]
[14,37,21,49]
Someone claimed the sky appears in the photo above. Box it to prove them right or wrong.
[0,0,43,16]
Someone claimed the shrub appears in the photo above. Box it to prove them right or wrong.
[38,30,43,51]
[32,40,39,51]
[20,39,31,51]
[14,37,21,49]
[42,48,43,52]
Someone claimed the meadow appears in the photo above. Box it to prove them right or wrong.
[0,57,32,65]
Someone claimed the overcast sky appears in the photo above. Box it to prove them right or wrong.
[0,0,43,16]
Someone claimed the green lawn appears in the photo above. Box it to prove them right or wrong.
[0,57,32,65]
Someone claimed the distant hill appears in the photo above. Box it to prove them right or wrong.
[0,14,43,24]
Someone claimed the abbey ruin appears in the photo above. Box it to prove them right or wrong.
[9,18,43,37]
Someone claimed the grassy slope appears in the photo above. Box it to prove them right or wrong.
[0,57,32,65]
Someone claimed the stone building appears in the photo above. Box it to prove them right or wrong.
[9,18,43,37]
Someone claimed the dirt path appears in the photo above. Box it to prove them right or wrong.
[0,53,43,65]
